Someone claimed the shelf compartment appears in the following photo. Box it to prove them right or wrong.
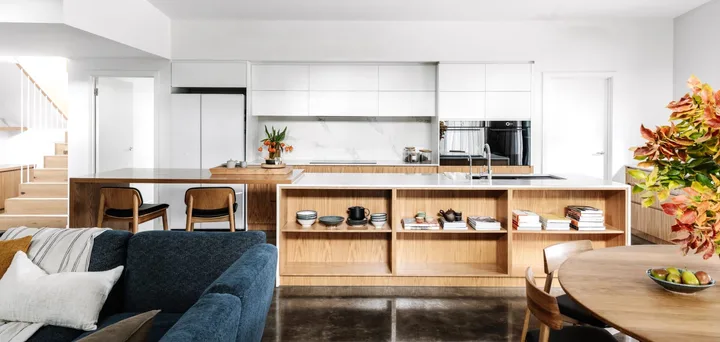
[396,262,507,277]
[284,262,391,276]
[397,233,509,276]
[512,227,624,235]
[280,188,393,228]
[282,222,392,233]
[399,227,507,234]
[394,189,509,225]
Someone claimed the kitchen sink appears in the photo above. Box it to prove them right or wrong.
[470,174,565,180]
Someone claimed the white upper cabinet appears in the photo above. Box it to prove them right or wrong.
[438,92,485,120]
[308,65,378,91]
[485,92,531,120]
[172,62,247,88]
[309,92,378,116]
[379,92,435,117]
[251,65,309,90]
[379,65,436,91]
[251,91,308,116]
[486,64,532,91]
[438,64,486,91]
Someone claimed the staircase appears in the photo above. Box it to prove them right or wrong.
[0,132,69,230]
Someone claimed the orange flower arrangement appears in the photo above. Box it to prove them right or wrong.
[258,126,294,160]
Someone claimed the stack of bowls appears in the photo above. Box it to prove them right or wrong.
[370,213,388,229]
[296,210,317,227]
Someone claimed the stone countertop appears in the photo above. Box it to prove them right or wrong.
[280,173,629,190]
[248,159,439,167]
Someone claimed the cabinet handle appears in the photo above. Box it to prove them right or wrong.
[592,151,605,156]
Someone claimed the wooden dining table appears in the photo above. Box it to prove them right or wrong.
[559,245,720,342]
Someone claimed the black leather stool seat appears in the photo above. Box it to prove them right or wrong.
[106,203,169,218]
[526,326,615,342]
[557,294,607,327]
[187,203,238,218]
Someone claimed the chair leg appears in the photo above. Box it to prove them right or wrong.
[132,195,139,234]
[539,324,550,342]
[186,196,194,232]
[96,193,105,227]
[161,211,169,231]
[520,308,530,342]
[228,193,236,232]
[190,222,195,231]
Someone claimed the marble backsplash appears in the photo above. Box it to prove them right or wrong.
[247,117,433,163]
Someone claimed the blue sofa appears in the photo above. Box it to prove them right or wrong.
[25,230,277,342]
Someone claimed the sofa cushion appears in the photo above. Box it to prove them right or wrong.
[160,293,241,342]
[204,244,277,342]
[89,230,132,320]
[0,236,32,277]
[76,310,159,342]
[124,231,266,313]
[75,312,183,342]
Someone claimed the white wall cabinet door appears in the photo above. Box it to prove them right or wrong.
[379,65,436,91]
[308,65,378,91]
[172,62,247,88]
[438,92,485,119]
[379,92,435,117]
[485,92,531,120]
[309,92,378,116]
[168,94,201,168]
[251,91,308,116]
[201,94,245,168]
[486,64,532,91]
[438,64,486,91]
[251,65,309,90]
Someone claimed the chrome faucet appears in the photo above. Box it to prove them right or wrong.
[481,143,493,180]
[449,150,472,178]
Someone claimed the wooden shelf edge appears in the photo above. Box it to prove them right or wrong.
[395,262,510,277]
[282,262,391,276]
[281,221,392,233]
[512,228,625,235]
[398,227,507,234]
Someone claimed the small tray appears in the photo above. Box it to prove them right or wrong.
[209,164,293,175]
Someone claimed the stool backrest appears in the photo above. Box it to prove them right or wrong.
[542,240,593,292]
[100,187,143,209]
[185,187,236,210]
[525,267,563,342]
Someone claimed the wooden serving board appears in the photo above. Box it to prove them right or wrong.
[209,165,294,175]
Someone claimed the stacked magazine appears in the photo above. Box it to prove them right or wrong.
[512,210,541,231]
[440,218,468,230]
[402,218,440,230]
[540,213,571,231]
[565,205,605,231]
[467,216,502,231]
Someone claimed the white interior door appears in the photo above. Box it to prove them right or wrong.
[95,77,134,173]
[542,74,611,179]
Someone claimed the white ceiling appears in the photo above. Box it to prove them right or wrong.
[147,0,710,21]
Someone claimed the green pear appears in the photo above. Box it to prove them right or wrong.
[666,273,681,284]
[682,270,700,285]
[667,267,681,276]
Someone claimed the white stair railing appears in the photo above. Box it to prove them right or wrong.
[16,62,68,184]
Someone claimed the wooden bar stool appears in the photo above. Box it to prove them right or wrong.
[184,187,238,232]
[97,187,169,233]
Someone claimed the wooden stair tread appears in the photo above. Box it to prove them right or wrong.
[4,198,68,215]
[0,214,68,229]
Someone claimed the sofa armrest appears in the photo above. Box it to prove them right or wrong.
[203,243,278,342]
[159,293,241,342]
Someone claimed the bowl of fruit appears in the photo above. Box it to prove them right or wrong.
[647,267,715,294]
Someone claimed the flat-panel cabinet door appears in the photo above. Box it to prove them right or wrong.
[379,92,435,117]
[485,92,531,120]
[438,92,485,119]
[486,64,532,91]
[251,91,308,116]
[309,91,378,116]
[172,62,247,88]
[201,94,245,168]
[438,64,486,91]
[379,65,436,91]
[168,94,201,168]
[309,65,379,91]
[251,65,309,90]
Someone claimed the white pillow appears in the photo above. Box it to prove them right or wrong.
[0,251,123,331]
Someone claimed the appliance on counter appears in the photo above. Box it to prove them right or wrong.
[440,121,531,166]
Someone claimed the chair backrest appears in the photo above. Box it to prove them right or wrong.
[525,267,563,334]
[101,187,143,209]
[543,240,593,274]
[184,187,236,210]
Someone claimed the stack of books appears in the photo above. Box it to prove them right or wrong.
[512,210,542,231]
[565,205,605,231]
[440,218,468,230]
[467,216,502,231]
[402,218,440,230]
[540,214,571,231]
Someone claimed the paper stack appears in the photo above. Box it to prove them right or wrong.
[440,218,468,230]
[540,213,571,231]
[512,209,541,231]
[402,218,440,230]
[565,205,605,231]
[467,216,502,231]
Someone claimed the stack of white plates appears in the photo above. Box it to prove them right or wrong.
[370,213,387,229]
[297,210,317,227]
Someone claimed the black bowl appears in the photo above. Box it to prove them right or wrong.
[319,216,344,227]
[646,268,716,295]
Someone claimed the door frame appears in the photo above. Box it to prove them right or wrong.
[539,71,614,180]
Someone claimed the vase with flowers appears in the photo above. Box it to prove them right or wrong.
[631,76,720,260]
[258,125,294,166]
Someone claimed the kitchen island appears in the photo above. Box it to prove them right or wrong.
[69,168,304,229]
[276,173,629,287]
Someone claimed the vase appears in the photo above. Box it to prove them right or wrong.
[267,150,282,164]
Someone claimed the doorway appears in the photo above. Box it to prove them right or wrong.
[93,76,156,213]
[541,73,612,179]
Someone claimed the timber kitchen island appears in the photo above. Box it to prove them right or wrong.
[276,173,630,287]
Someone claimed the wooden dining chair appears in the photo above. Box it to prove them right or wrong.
[184,187,238,232]
[97,187,169,233]
[523,267,615,342]
[521,240,607,341]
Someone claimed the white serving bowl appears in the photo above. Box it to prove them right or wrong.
[297,218,316,227]
[371,221,386,229]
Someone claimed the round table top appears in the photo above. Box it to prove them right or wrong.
[559,245,720,342]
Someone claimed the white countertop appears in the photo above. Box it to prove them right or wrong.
[280,173,630,190]
[249,159,439,167]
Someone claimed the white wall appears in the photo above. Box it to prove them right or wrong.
[674,0,720,98]
[63,0,171,59]
[0,0,63,23]
[173,19,674,178]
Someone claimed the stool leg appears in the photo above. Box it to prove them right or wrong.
[132,195,139,234]
[228,193,236,232]
[96,193,105,227]
[186,196,194,232]
[161,211,169,231]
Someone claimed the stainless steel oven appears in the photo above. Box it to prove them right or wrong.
[440,120,531,166]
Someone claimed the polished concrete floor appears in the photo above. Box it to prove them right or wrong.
[262,236,652,342]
